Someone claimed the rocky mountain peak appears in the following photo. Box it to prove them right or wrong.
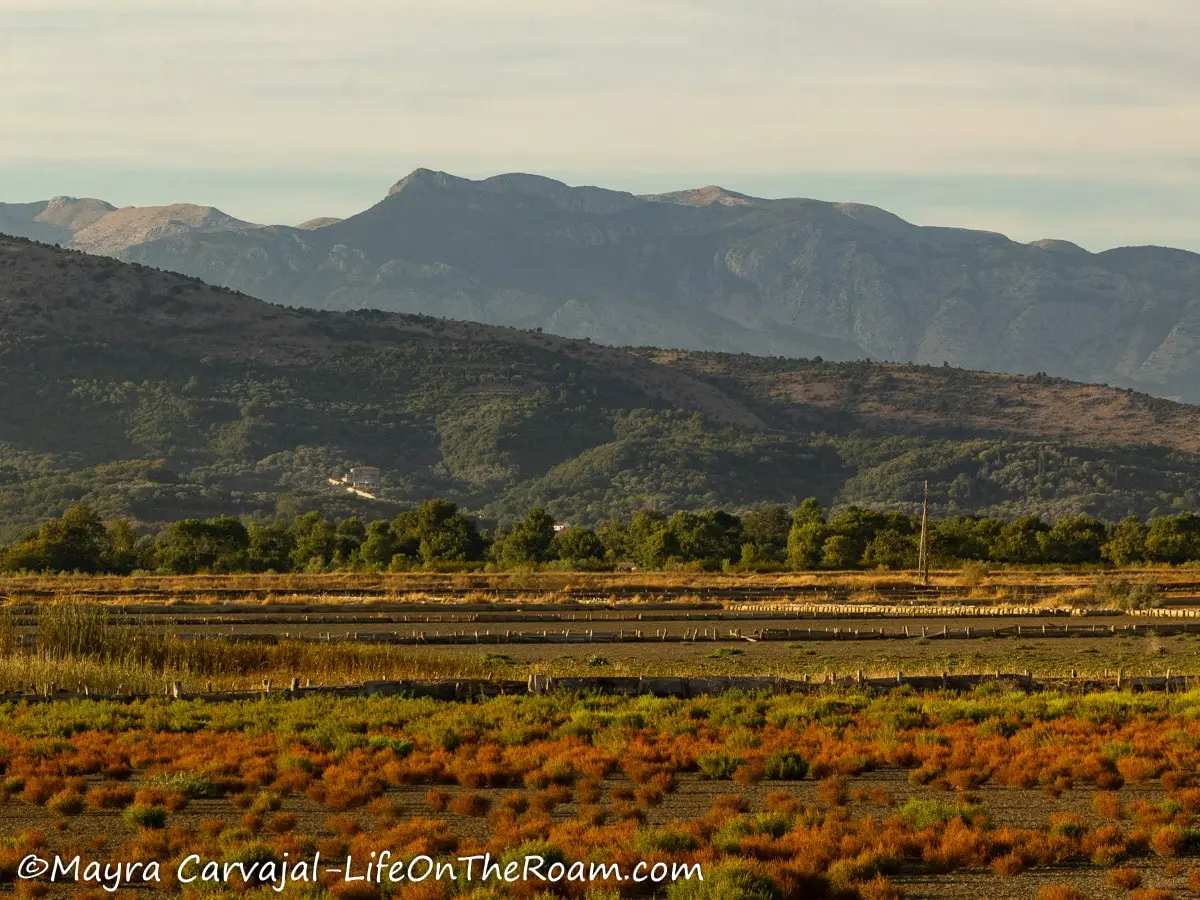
[644,185,754,207]
[36,196,117,231]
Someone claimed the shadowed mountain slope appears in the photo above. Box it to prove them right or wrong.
[5,170,1200,400]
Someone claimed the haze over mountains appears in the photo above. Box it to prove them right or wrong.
[4,170,1200,402]
[3,234,1200,538]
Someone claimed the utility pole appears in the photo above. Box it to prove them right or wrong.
[918,480,930,586]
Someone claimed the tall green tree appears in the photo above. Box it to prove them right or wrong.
[991,517,1049,564]
[862,530,916,569]
[359,520,397,569]
[1145,513,1200,564]
[415,499,483,563]
[1038,515,1107,564]
[155,516,250,574]
[626,509,677,568]
[740,505,791,564]
[0,505,112,573]
[553,527,606,566]
[1103,516,1148,566]
[786,499,827,570]
[248,522,295,572]
[290,512,335,571]
[667,510,743,569]
[494,507,556,566]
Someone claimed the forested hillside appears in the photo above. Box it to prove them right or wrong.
[3,235,1200,540]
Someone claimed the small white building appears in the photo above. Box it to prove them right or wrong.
[344,466,381,493]
[553,521,573,533]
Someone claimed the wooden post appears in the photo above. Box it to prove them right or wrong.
[171,681,183,700]
[918,480,930,586]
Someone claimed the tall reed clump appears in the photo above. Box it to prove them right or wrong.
[37,600,168,665]
[0,600,496,692]
[0,607,19,656]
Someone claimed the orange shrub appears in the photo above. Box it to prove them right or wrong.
[267,812,297,834]
[1170,787,1200,813]
[528,785,570,814]
[946,769,981,792]
[20,778,62,806]
[634,783,665,807]
[870,788,896,808]
[1150,825,1186,858]
[732,760,763,784]
[1093,791,1123,820]
[448,792,489,817]
[1035,886,1086,900]
[576,804,605,826]
[331,883,381,900]
[325,814,360,837]
[322,756,385,810]
[990,853,1026,876]
[1106,868,1142,889]
[764,790,801,816]
[135,788,188,812]
[817,776,849,806]
[85,783,134,810]
[367,797,402,820]
[857,874,905,900]
[1161,770,1193,791]
[1117,756,1159,784]
[575,778,602,804]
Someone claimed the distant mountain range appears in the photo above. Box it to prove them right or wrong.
[3,234,1200,538]
[4,169,1200,400]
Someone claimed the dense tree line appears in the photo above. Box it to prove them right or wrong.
[4,500,1200,575]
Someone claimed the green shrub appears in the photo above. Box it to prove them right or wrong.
[1093,575,1161,610]
[696,753,743,780]
[633,827,699,855]
[762,750,808,781]
[666,862,780,900]
[142,772,217,798]
[123,804,167,829]
[47,790,85,816]
[897,798,979,830]
[366,736,414,756]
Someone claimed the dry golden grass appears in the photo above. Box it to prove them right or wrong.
[1,568,1194,608]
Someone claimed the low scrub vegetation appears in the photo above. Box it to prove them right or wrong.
[0,690,1198,896]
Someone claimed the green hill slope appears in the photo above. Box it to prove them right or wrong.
[2,235,1200,539]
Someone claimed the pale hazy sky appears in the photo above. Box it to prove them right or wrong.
[2,0,1198,250]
